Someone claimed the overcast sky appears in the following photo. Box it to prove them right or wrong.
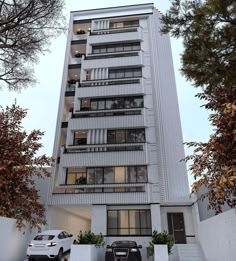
[0,0,212,186]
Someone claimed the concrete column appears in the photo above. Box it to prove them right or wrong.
[151,204,162,232]
[91,205,107,235]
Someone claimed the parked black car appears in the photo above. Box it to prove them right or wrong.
[105,241,142,261]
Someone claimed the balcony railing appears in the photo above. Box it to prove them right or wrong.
[64,143,144,153]
[90,26,138,35]
[85,51,139,60]
[72,108,142,118]
[72,33,88,41]
[80,78,140,87]
[66,83,76,92]
[53,182,146,194]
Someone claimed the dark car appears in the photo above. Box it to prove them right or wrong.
[105,241,142,261]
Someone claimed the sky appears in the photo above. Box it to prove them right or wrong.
[0,0,212,187]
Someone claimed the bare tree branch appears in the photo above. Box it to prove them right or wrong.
[0,0,66,91]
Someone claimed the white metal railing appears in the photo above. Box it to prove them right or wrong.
[64,142,144,153]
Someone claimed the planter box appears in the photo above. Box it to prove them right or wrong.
[70,244,104,261]
[154,245,168,261]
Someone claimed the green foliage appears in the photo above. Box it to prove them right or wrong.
[161,0,236,91]
[149,230,174,255]
[75,231,105,248]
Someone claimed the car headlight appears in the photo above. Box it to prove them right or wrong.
[47,242,57,247]
[28,243,34,247]
[106,248,112,252]
[130,248,138,252]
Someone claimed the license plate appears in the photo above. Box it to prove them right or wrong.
[35,244,45,247]
[116,252,126,255]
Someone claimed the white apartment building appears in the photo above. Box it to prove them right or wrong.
[46,3,201,260]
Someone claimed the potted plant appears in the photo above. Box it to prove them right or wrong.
[76,176,87,185]
[149,230,174,261]
[76,29,86,34]
[75,53,82,58]
[70,231,105,261]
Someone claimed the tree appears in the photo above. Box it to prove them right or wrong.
[0,103,53,230]
[161,0,236,212]
[0,0,65,91]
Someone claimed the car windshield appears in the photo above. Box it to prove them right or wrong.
[34,235,55,240]
[112,241,137,248]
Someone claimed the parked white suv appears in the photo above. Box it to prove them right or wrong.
[27,230,75,261]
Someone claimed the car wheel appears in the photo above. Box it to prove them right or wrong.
[57,248,63,261]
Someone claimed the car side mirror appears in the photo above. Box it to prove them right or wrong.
[107,245,111,248]
[138,245,142,248]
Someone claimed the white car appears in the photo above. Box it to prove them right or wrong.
[27,230,75,261]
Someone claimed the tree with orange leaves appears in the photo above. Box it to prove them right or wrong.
[0,103,53,230]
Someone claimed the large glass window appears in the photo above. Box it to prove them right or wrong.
[109,68,142,79]
[110,20,139,29]
[92,42,141,54]
[80,96,143,112]
[107,129,145,144]
[65,166,147,186]
[107,209,151,235]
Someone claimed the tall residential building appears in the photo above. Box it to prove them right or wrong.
[46,3,198,260]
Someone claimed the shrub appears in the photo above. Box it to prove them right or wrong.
[149,230,174,255]
[75,231,105,247]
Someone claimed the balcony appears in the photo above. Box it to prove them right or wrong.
[80,77,140,87]
[72,33,88,41]
[55,182,146,193]
[85,51,139,60]
[87,27,142,45]
[82,51,143,69]
[68,57,82,67]
[77,80,143,98]
[68,110,145,129]
[49,183,150,205]
[60,145,147,167]
[65,143,144,153]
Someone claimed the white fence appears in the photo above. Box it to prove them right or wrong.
[0,217,38,261]
[197,208,236,261]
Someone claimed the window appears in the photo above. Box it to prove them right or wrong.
[86,70,91,80]
[65,166,147,186]
[110,20,139,29]
[109,68,142,79]
[73,131,87,145]
[107,209,151,235]
[92,42,141,54]
[127,166,147,183]
[80,96,143,112]
[80,99,90,111]
[65,167,87,185]
[34,235,55,240]
[107,129,145,144]
[104,167,114,184]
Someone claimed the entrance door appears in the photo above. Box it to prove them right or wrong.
[167,212,186,244]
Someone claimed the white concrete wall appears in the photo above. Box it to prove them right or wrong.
[197,208,236,261]
[0,217,38,261]
[91,205,107,235]
[46,206,91,237]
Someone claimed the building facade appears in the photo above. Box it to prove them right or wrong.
[46,3,198,260]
